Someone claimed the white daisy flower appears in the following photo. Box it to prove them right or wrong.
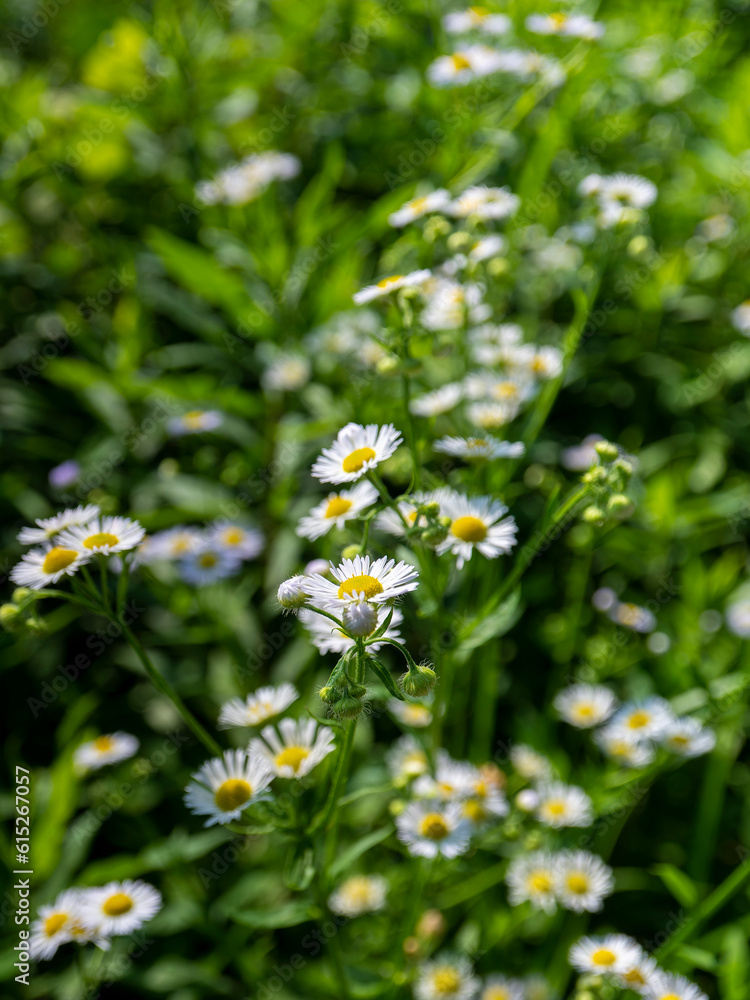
[506,851,559,912]
[409,383,464,417]
[609,601,657,632]
[434,437,525,461]
[560,433,604,471]
[448,185,520,220]
[73,733,139,773]
[594,728,656,768]
[184,749,274,826]
[17,504,101,545]
[262,353,311,392]
[469,233,507,261]
[469,322,523,365]
[569,934,644,976]
[300,604,403,653]
[436,492,517,569]
[608,697,674,741]
[495,48,566,85]
[535,782,593,828]
[217,684,299,729]
[479,975,525,1000]
[208,523,264,560]
[78,880,162,938]
[645,972,708,1000]
[599,172,658,209]
[397,800,471,859]
[415,953,480,1000]
[353,270,431,305]
[389,698,434,728]
[167,409,223,436]
[523,975,554,1000]
[443,8,511,35]
[328,875,388,917]
[731,300,750,335]
[427,46,505,86]
[510,744,553,781]
[508,344,564,381]
[413,750,477,800]
[178,544,242,584]
[29,890,84,960]
[555,850,615,913]
[725,598,750,637]
[305,554,419,609]
[57,516,145,556]
[248,717,336,778]
[196,151,300,206]
[10,544,91,590]
[553,684,618,728]
[466,400,522,431]
[296,481,378,540]
[515,788,539,812]
[616,951,660,996]
[659,717,716,758]
[421,279,489,331]
[146,526,204,560]
[312,422,402,484]
[386,735,430,784]
[388,189,451,227]
[526,12,604,39]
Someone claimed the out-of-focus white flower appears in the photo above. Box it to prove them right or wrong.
[443,8,511,35]
[554,684,618,728]
[526,12,604,39]
[409,383,464,417]
[569,934,644,976]
[448,185,520,220]
[659,717,716,758]
[726,597,750,636]
[74,733,139,773]
[328,875,387,917]
[262,353,311,392]
[218,684,299,729]
[388,189,451,227]
[353,270,431,304]
[535,782,593,828]
[506,851,559,912]
[297,481,378,540]
[396,802,472,859]
[196,151,300,205]
[167,409,223,436]
[434,436,524,461]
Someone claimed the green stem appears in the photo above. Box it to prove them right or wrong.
[99,556,112,615]
[36,588,104,615]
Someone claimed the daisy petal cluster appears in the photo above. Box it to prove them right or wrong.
[141,521,263,584]
[506,849,614,913]
[196,151,300,206]
[569,933,707,999]
[73,732,139,773]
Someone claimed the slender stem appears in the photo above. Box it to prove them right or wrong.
[401,370,421,490]
[36,589,104,615]
[99,556,112,615]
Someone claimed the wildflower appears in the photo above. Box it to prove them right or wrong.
[510,744,553,780]
[659,717,716,757]
[386,735,430,783]
[184,749,274,826]
[725,598,750,637]
[167,409,223,436]
[609,601,657,632]
[616,950,660,995]
[535,782,593,828]
[300,604,403,653]
[306,554,419,609]
[353,270,431,304]
[409,383,464,417]
[469,322,523,365]
[645,972,708,1000]
[731,300,750,335]
[448,185,520,220]
[434,437,525,461]
[208,523,264,560]
[29,890,85,960]
[569,934,644,975]
[178,544,242,584]
[343,600,380,637]
[248,718,336,778]
[218,684,299,729]
[555,850,615,912]
[607,697,674,740]
[414,751,478,801]
[328,875,388,917]
[509,344,564,381]
[594,729,656,768]
[526,12,604,39]
[277,575,311,609]
[515,788,539,811]
[296,481,378,540]
[421,279,489,330]
[553,683,618,728]
[479,975,525,1000]
[443,8,511,35]
[312,422,402,484]
[262,353,311,392]
[57,516,145,556]
[388,697,434,728]
[427,46,505,86]
[196,151,300,205]
[10,544,91,590]
[147,526,203,560]
[388,189,451,227]
[414,954,480,1000]
[436,491,517,569]
[17,504,101,545]
[73,733,139,773]
[506,851,559,912]
[78,880,162,937]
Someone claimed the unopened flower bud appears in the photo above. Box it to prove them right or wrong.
[581,466,607,485]
[341,544,363,560]
[277,575,310,610]
[26,618,48,635]
[515,788,539,812]
[342,600,378,637]
[594,440,619,462]
[447,231,471,252]
[607,493,634,515]
[319,684,341,704]
[12,588,33,605]
[421,524,449,547]
[416,909,446,939]
[422,502,441,518]
[332,694,364,719]
[582,505,606,524]
[0,604,22,632]
[376,355,400,376]
[487,257,509,277]
[423,216,451,242]
[403,936,421,959]
[401,663,437,697]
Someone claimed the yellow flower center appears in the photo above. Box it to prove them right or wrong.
[344,877,372,905]
[404,751,427,773]
[451,516,487,543]
[199,553,218,568]
[325,496,353,519]
[419,813,449,840]
[405,705,431,723]
[433,968,461,994]
[467,439,488,448]
[610,741,631,756]
[468,5,489,19]
[222,528,244,545]
[566,873,589,894]
[618,604,640,625]
[184,410,205,426]
[94,736,114,752]
[376,275,402,289]
[493,382,518,400]
[409,196,428,213]
[544,800,566,817]
[214,778,252,811]
[275,746,309,772]
[83,532,119,550]
[342,447,377,473]
[484,988,511,1000]
[44,913,68,937]
[628,711,650,729]
[669,735,689,748]
[42,547,78,574]
[660,995,680,1000]
[528,871,553,893]
[463,799,488,822]
[623,968,646,985]
[575,704,594,719]
[550,12,567,25]
[102,893,134,917]
[451,53,472,71]
[591,948,616,966]
[338,574,384,600]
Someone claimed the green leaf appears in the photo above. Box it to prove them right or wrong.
[330,826,394,880]
[652,863,701,909]
[366,656,404,701]
[228,901,317,929]
[454,589,522,664]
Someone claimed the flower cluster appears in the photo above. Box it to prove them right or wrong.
[569,932,708,998]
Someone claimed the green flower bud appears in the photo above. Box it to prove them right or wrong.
[423,216,451,242]
[421,502,441,518]
[341,544,363,560]
[26,618,48,635]
[581,505,606,524]
[421,524,449,546]
[12,588,33,605]
[486,258,509,278]
[376,355,400,376]
[319,684,343,704]
[447,231,472,252]
[401,663,437,697]
[581,465,607,485]
[607,493,634,515]
[594,440,619,462]
[332,694,364,719]
[0,604,22,632]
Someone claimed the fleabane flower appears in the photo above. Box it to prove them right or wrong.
[147,526,203,560]
[415,953,479,1000]
[306,554,419,609]
[396,801,471,859]
[29,890,85,960]
[328,875,388,917]
[78,880,162,938]
[510,744,553,781]
[506,851,559,912]
[443,8,511,35]
[659,717,716,757]
[300,604,403,653]
[217,684,299,730]
[178,544,242,584]
[386,735,430,784]
[525,12,604,39]
[616,950,660,996]
[569,934,644,976]
[607,697,674,741]
[17,504,101,545]
[535,782,593,828]
[311,423,403,484]
[448,185,520,220]
[479,975,525,1000]
[427,46,506,86]
[436,492,517,569]
[184,749,274,826]
[594,729,655,768]
[388,190,451,227]
[434,436,525,461]
[73,733,139,773]
[208,523,264,560]
[553,683,618,728]
[57,516,145,556]
[167,409,223,436]
[278,575,311,610]
[555,850,615,913]
[609,600,657,632]
[296,481,378,540]
[353,270,431,304]
[10,544,91,589]
[248,717,336,778]
[645,972,708,1000]
[195,151,300,205]
[409,383,464,417]
[388,697,434,728]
